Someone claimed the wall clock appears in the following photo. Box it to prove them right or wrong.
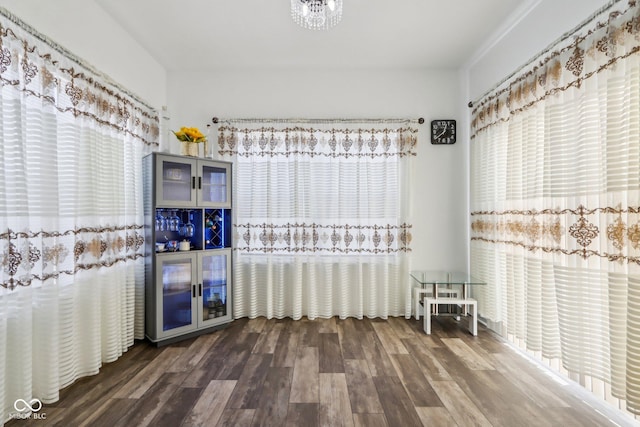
[430,119,456,144]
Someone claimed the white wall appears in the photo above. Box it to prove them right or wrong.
[0,0,167,109]
[168,68,468,271]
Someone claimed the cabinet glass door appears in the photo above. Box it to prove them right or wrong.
[198,162,230,207]
[159,256,195,333]
[157,156,197,206]
[200,250,231,323]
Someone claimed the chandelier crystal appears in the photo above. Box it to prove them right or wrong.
[290,0,343,30]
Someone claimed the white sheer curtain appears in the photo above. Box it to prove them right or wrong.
[0,9,157,423]
[470,0,640,417]
[217,120,417,319]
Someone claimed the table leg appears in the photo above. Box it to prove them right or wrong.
[461,283,468,316]
[469,301,477,336]
[423,297,432,334]
[432,283,438,315]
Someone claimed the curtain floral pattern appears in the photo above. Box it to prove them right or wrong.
[217,125,417,159]
[218,121,416,320]
[219,124,416,256]
[0,8,157,423]
[470,0,640,416]
[1,226,145,290]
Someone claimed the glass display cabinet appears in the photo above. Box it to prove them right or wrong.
[143,153,232,345]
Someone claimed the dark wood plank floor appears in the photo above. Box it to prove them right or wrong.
[7,316,639,427]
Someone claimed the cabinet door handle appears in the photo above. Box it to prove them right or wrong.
[192,285,196,298]
[199,283,202,297]
[198,177,202,189]
[192,176,196,189]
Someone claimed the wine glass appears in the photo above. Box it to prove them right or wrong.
[168,210,180,232]
[155,209,167,231]
[184,210,195,238]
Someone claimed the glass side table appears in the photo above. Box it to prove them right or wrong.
[410,270,485,320]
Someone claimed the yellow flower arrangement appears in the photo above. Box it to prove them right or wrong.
[172,126,207,143]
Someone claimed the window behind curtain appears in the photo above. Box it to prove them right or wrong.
[470,1,640,418]
[218,122,417,319]
[0,8,157,420]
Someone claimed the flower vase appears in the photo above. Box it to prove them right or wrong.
[188,142,200,157]
[181,141,200,157]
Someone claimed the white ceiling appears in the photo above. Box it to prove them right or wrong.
[94,0,526,71]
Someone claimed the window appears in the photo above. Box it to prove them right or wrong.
[470,1,640,417]
[218,121,417,319]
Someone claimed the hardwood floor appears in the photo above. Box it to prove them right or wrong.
[8,316,638,427]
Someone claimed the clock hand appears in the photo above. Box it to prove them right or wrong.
[435,128,447,138]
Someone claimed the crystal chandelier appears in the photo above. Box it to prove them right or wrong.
[290,0,343,30]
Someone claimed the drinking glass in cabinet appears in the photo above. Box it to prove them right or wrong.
[183,210,195,238]
[168,210,181,232]
[155,210,167,231]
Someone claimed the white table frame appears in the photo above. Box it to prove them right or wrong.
[410,271,485,334]
[413,287,458,320]
[423,297,477,336]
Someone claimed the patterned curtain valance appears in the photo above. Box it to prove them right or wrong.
[471,0,639,137]
[1,225,144,290]
[217,124,418,158]
[236,222,413,255]
[0,7,159,146]
[471,204,640,264]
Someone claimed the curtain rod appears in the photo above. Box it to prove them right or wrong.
[212,117,425,125]
[469,0,621,107]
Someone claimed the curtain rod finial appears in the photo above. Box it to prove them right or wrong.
[212,117,219,124]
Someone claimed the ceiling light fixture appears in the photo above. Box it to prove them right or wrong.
[291,0,343,30]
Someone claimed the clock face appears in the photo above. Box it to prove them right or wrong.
[431,119,456,144]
